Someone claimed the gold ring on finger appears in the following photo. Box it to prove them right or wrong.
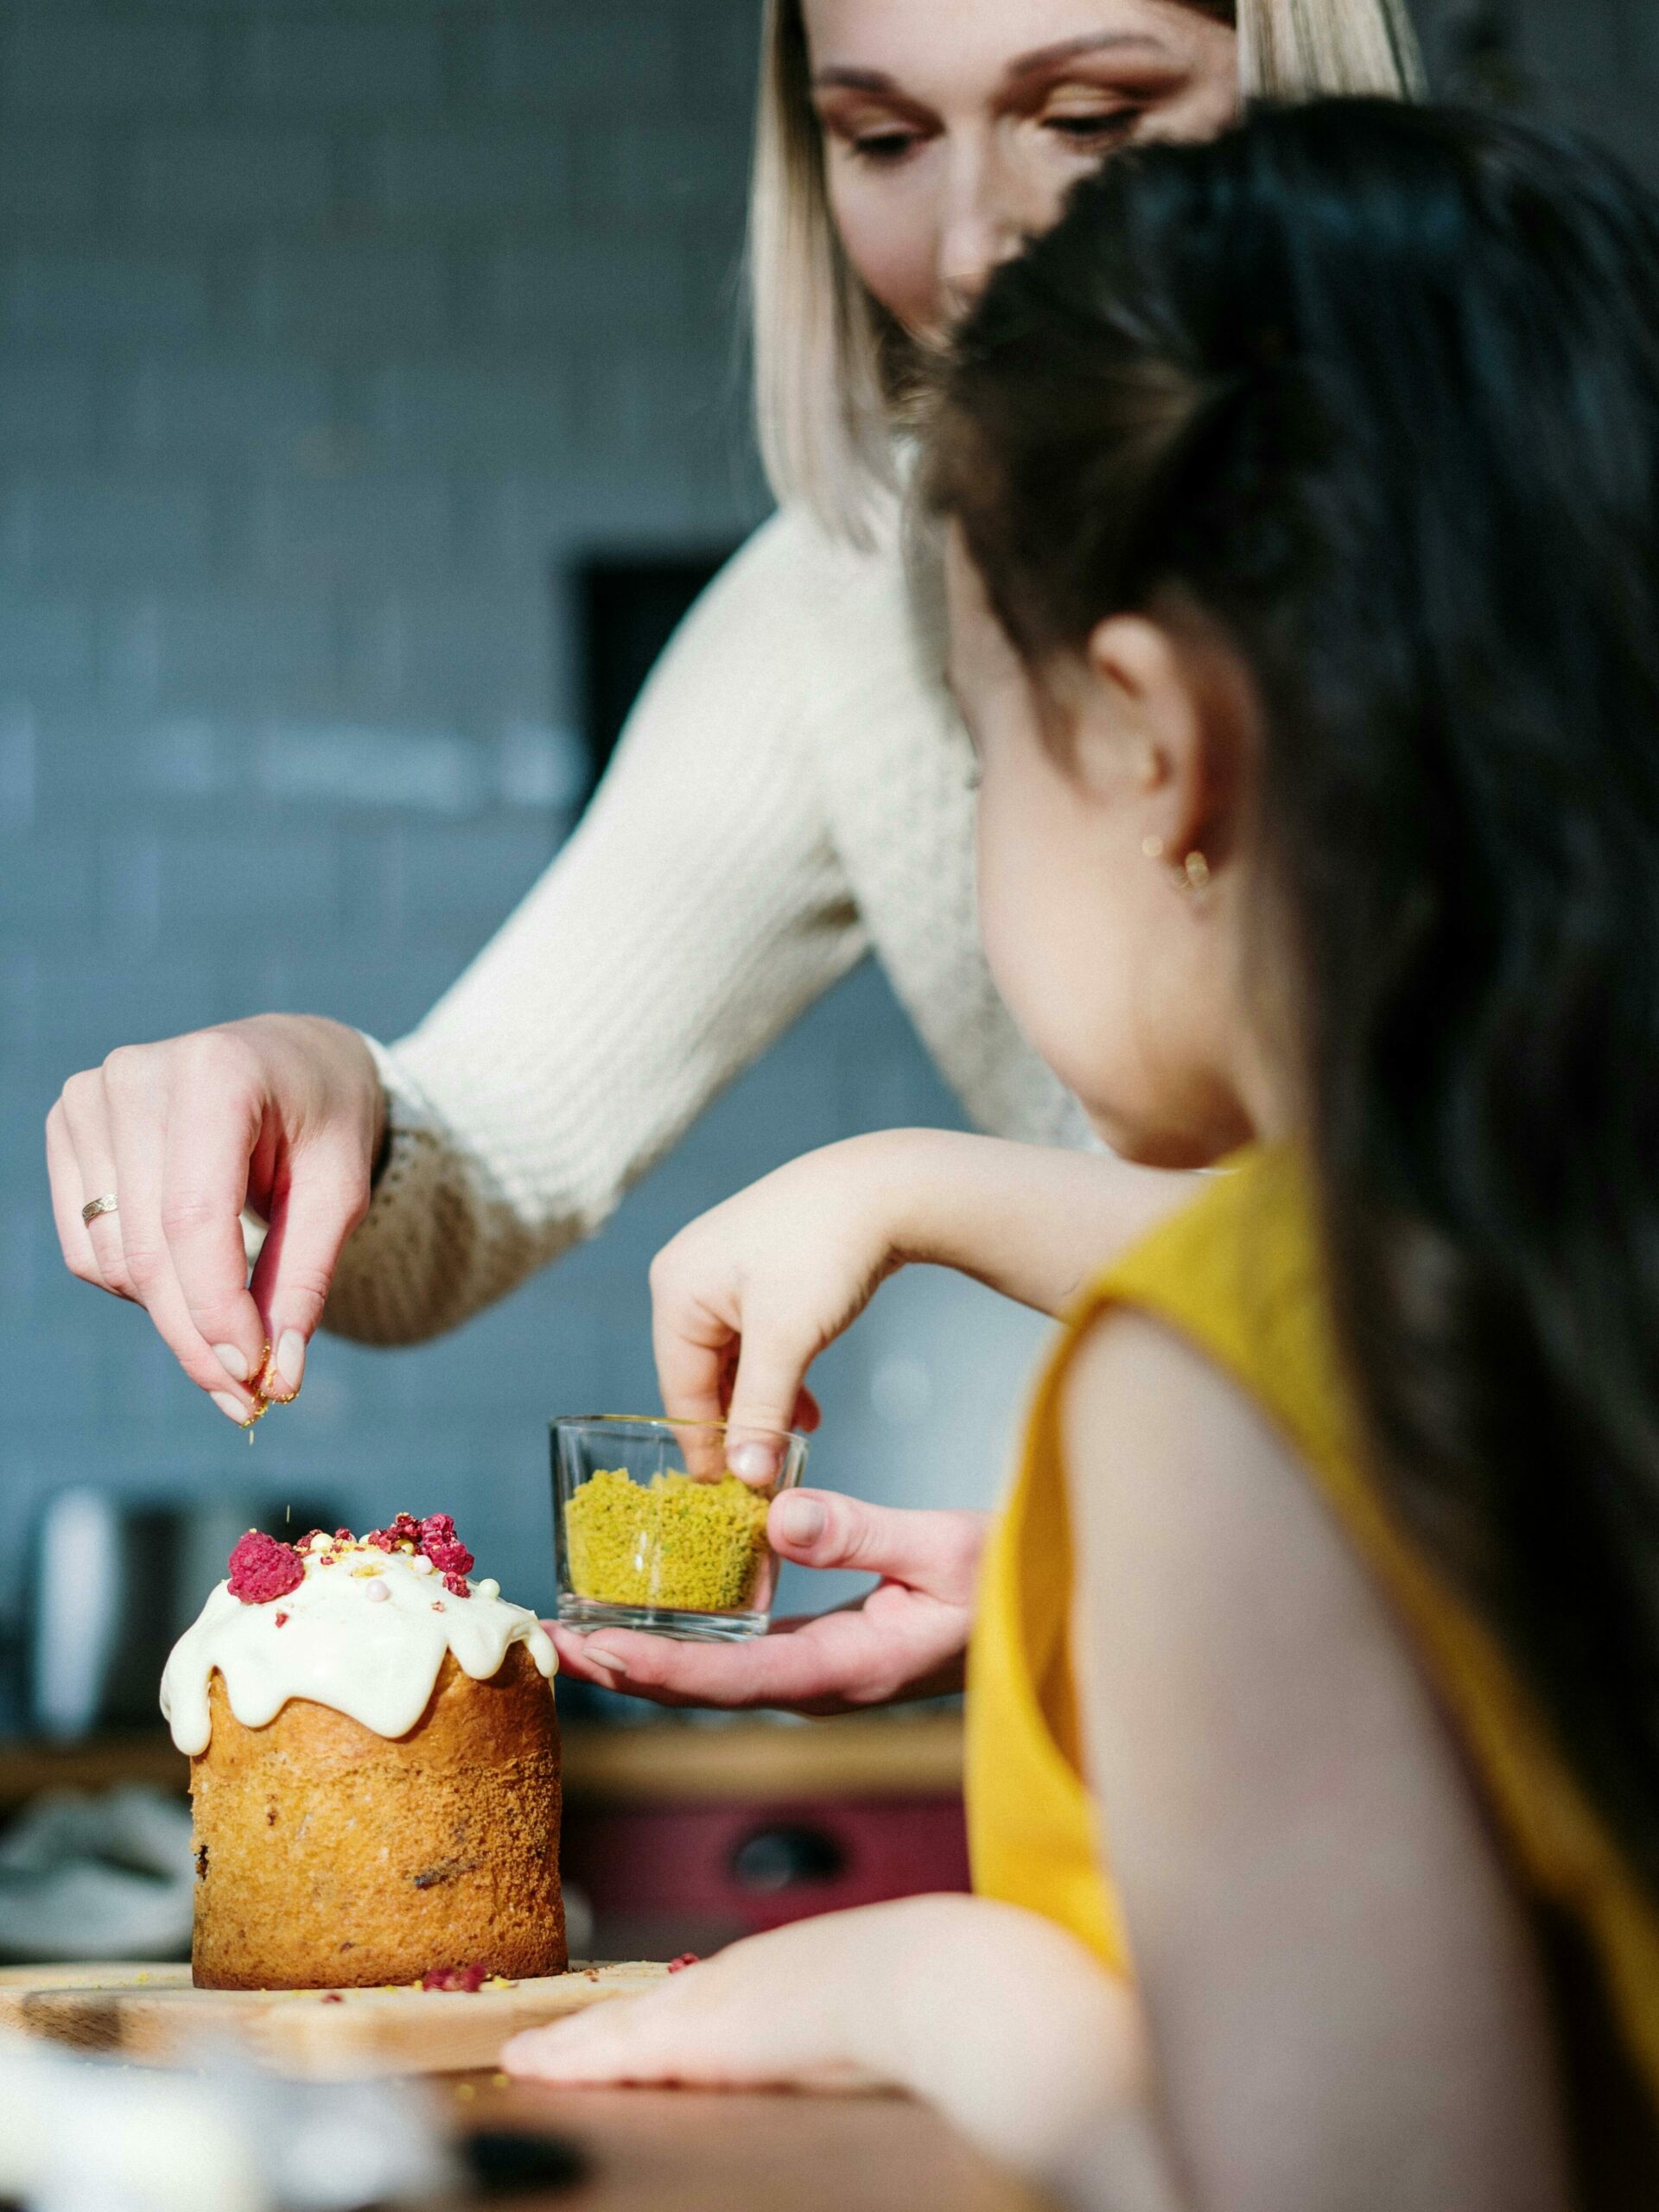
[81,1193,119,1224]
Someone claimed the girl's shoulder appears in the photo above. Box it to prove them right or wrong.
[1065,1145,1345,1475]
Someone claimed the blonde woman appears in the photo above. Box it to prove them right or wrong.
[47,1,1421,1707]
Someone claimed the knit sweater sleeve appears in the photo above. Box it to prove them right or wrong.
[323,510,868,1346]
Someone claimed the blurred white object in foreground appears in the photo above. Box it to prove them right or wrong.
[0,2031,456,2212]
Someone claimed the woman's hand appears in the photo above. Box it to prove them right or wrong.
[45,1014,385,1422]
[502,1895,1148,2177]
[550,1492,985,1713]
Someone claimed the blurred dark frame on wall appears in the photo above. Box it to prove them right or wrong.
[570,547,741,806]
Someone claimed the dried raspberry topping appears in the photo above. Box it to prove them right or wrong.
[274,1611,289,1627]
[418,1512,474,1580]
[321,1992,344,2004]
[334,1527,353,1541]
[360,1510,474,1589]
[226,1529,304,1605]
[666,1953,700,1974]
[365,1511,420,1554]
[421,1962,489,1993]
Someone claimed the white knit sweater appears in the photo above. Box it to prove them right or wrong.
[324,500,1088,1345]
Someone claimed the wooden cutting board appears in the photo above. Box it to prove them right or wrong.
[0,1959,667,2079]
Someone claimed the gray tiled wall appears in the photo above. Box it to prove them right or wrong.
[2,0,1654,1673]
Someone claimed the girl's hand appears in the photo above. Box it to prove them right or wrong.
[650,1131,1192,1484]
[502,1895,1148,2177]
[45,1014,385,1422]
[648,1135,923,1485]
[550,1493,985,1713]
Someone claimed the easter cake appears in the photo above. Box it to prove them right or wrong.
[161,1513,566,1991]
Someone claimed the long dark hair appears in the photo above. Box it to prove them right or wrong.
[931,100,1659,1896]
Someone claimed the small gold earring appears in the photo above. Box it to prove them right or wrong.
[1182,849,1212,893]
[1141,834,1166,861]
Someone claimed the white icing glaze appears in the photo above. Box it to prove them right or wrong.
[159,1539,556,1755]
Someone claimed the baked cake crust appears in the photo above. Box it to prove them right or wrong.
[190,1644,566,1990]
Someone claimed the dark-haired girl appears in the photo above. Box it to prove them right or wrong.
[506,101,1659,2211]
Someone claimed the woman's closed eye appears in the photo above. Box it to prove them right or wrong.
[1039,105,1141,149]
[849,124,929,165]
[815,88,938,169]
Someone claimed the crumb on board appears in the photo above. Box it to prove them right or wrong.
[321,1992,344,2004]
[421,1961,490,1993]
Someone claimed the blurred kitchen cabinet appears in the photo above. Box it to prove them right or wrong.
[560,1713,969,1959]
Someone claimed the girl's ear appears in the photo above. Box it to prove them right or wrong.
[1081,612,1251,871]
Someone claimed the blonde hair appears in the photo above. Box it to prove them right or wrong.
[749,0,1427,543]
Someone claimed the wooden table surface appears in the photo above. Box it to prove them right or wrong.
[436,2071,1049,2212]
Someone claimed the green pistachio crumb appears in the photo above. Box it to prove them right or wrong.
[565,1468,770,1611]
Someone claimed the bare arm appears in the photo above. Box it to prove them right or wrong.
[648,1128,1192,1449]
[1060,1313,1570,2212]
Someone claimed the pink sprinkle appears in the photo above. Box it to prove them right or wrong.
[365,1581,391,1604]
[419,1514,474,1582]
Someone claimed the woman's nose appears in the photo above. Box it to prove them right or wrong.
[935,146,1025,319]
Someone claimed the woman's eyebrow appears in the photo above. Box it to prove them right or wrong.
[811,66,902,93]
[813,35,1169,99]
[1006,32,1173,82]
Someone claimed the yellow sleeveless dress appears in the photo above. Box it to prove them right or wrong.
[964,1144,1659,2131]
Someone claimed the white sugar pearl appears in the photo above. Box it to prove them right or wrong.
[365,1581,391,1604]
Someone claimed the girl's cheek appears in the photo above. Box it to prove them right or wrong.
[976,794,1068,1039]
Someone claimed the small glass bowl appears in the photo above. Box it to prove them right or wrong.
[551,1414,809,1643]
